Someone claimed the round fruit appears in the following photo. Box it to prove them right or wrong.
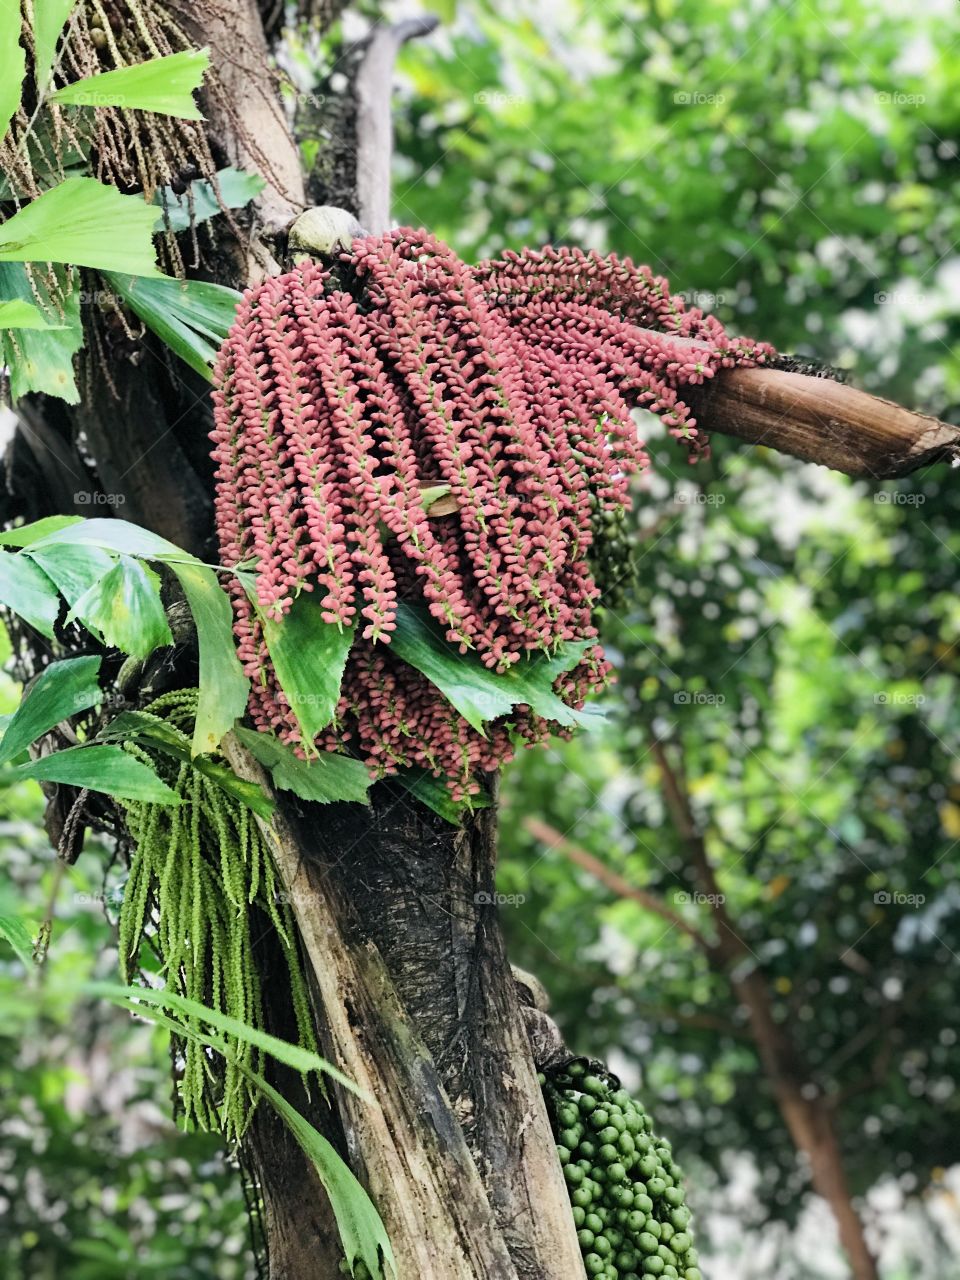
[544,1064,696,1280]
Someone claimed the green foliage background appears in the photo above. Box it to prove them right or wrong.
[3,0,960,1276]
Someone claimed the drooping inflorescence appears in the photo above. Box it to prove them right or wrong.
[119,689,317,1140]
[211,229,774,796]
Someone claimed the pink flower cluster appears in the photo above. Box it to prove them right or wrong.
[210,230,774,797]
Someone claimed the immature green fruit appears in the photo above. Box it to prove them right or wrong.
[543,1060,697,1280]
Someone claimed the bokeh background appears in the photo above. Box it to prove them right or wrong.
[3,1,960,1276]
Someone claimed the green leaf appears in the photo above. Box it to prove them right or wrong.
[0,0,26,140]
[0,298,68,329]
[390,603,604,734]
[32,0,78,91]
[0,549,61,638]
[394,767,492,824]
[0,177,161,275]
[234,725,371,806]
[11,743,181,803]
[87,981,368,1099]
[24,516,186,559]
[0,514,83,548]
[99,712,274,820]
[242,1068,395,1280]
[0,655,102,766]
[105,271,241,380]
[0,914,36,966]
[67,555,172,658]
[248,588,354,746]
[0,263,83,402]
[25,542,115,605]
[170,562,248,755]
[153,167,266,233]
[49,48,210,118]
[88,984,395,1279]
[15,519,248,755]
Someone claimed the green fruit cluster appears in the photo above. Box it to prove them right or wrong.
[589,504,638,614]
[542,1061,701,1280]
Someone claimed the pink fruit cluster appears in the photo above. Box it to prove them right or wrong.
[210,229,774,797]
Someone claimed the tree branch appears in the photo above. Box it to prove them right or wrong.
[523,815,711,952]
[685,364,960,479]
[354,17,440,232]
